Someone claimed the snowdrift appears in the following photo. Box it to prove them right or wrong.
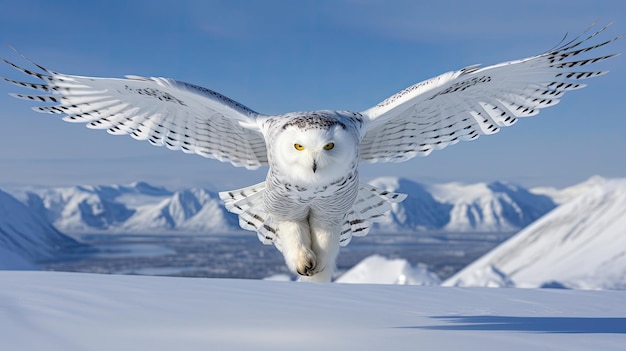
[335,254,441,285]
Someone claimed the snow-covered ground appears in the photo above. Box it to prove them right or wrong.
[1,271,625,351]
[444,178,626,290]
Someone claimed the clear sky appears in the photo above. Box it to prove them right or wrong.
[0,0,624,190]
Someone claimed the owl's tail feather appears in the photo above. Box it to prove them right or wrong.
[218,182,278,245]
[339,182,407,246]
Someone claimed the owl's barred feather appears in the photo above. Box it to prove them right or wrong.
[220,181,406,247]
[219,182,276,244]
[359,21,621,163]
[2,56,269,169]
[2,22,619,282]
[340,183,407,246]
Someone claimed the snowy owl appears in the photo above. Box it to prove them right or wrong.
[2,23,620,282]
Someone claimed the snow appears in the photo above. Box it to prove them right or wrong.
[335,254,441,285]
[444,178,626,290]
[1,271,625,351]
[531,175,608,204]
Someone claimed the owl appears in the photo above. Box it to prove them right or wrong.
[2,23,620,282]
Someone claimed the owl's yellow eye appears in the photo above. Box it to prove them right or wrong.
[294,143,305,151]
[323,142,335,150]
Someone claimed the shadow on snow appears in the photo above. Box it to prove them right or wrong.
[405,316,626,334]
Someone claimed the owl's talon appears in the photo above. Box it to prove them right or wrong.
[295,249,317,276]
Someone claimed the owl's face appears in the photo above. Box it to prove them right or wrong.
[273,123,357,185]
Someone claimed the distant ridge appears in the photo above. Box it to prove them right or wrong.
[6,177,558,234]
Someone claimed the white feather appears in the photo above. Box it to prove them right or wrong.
[359,22,621,164]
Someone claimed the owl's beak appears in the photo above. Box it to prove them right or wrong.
[312,160,318,173]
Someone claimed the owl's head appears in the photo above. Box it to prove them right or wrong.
[273,114,358,185]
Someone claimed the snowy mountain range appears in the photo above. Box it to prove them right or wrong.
[4,177,557,234]
[370,177,556,232]
[443,178,626,290]
[7,181,238,234]
[0,189,80,269]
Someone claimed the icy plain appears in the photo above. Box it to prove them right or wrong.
[1,271,625,351]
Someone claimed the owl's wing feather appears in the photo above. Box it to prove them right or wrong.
[339,182,407,246]
[219,182,277,245]
[359,22,621,164]
[2,56,268,169]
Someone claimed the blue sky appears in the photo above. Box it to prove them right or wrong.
[0,0,624,190]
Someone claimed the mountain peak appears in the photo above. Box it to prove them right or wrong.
[127,181,172,196]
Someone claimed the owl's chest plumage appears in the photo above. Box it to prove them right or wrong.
[263,164,359,224]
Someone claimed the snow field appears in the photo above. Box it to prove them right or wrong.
[1,271,625,351]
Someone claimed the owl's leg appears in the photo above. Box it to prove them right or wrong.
[275,220,317,276]
[299,217,340,283]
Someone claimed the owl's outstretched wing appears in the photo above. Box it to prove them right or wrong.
[359,22,621,164]
[2,55,268,169]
